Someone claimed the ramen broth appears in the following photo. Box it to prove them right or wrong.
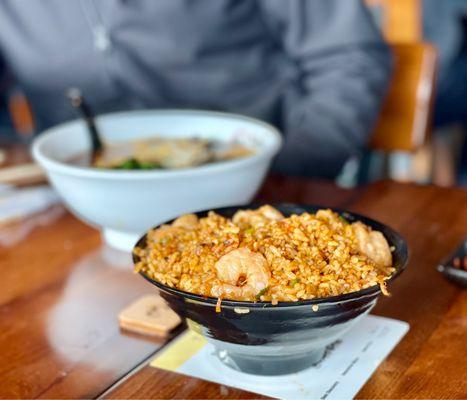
[69,137,253,170]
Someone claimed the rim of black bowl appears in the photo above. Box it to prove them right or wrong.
[133,203,409,308]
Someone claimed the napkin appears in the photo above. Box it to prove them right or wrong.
[150,315,409,400]
[0,184,60,225]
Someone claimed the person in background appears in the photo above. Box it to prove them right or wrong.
[423,0,467,185]
[0,0,391,178]
[0,58,15,145]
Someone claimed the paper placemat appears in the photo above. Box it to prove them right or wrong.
[150,315,408,399]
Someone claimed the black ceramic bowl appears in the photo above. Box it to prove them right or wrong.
[133,204,408,375]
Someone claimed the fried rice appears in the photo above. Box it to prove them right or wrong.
[134,206,395,303]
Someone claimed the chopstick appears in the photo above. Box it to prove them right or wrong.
[0,163,47,186]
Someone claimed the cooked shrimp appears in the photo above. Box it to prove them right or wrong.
[211,248,270,300]
[232,205,284,228]
[152,224,173,241]
[172,213,198,229]
[151,214,198,241]
[259,205,284,220]
[352,222,392,269]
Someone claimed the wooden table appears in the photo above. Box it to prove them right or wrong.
[0,177,466,399]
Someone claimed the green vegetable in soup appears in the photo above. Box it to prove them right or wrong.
[112,158,161,170]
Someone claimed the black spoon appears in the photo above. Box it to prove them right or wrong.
[66,88,103,162]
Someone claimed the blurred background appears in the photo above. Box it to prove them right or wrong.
[0,0,466,187]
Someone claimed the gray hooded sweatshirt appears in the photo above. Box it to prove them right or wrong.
[0,0,391,178]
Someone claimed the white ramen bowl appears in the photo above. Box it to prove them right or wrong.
[32,110,282,251]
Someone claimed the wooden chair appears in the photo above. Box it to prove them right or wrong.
[370,43,438,153]
[7,90,35,140]
[365,0,422,43]
[351,42,437,184]
[363,0,447,183]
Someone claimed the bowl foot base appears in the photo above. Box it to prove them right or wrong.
[215,347,326,376]
[102,229,139,252]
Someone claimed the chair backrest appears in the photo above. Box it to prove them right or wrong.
[7,90,35,139]
[370,43,437,152]
[365,0,421,42]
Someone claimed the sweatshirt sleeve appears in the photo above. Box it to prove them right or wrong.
[258,0,392,178]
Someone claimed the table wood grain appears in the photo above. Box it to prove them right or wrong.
[0,177,465,399]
